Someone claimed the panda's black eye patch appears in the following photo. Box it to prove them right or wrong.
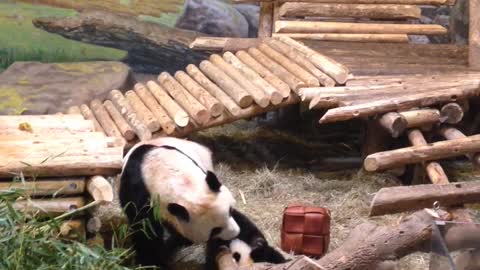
[233,252,241,262]
[210,227,222,238]
[167,203,190,222]
[206,171,221,192]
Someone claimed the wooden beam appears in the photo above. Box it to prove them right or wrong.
[438,126,480,167]
[13,197,86,217]
[0,177,85,196]
[189,38,261,52]
[272,33,409,43]
[258,2,274,38]
[233,0,449,5]
[369,181,480,216]
[278,3,421,19]
[364,134,480,172]
[377,112,407,138]
[469,0,480,69]
[275,21,448,35]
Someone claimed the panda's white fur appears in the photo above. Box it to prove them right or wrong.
[230,239,255,267]
[119,137,240,267]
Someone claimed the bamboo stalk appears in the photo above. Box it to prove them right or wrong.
[235,50,291,98]
[198,60,253,108]
[103,100,136,141]
[158,72,210,124]
[109,89,152,141]
[174,71,224,117]
[223,51,283,105]
[210,54,270,108]
[145,81,189,128]
[186,64,241,116]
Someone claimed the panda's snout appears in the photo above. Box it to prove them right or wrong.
[233,252,241,262]
[218,217,240,240]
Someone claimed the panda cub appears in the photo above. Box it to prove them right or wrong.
[119,137,240,268]
[206,208,288,269]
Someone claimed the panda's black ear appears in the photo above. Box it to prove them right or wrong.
[167,203,190,222]
[206,171,221,193]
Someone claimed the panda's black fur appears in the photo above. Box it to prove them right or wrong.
[119,142,235,268]
[205,208,288,270]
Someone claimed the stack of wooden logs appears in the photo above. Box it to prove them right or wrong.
[0,114,121,239]
[302,71,480,186]
[67,36,350,144]
[251,0,455,43]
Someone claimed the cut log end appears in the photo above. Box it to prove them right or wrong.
[364,158,380,172]
[440,103,464,124]
[174,113,190,128]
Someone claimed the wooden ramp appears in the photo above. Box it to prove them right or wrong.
[66,37,350,145]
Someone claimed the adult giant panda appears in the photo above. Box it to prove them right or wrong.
[205,208,288,270]
[119,137,240,268]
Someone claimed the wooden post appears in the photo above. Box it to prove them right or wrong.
[258,2,274,38]
[469,0,480,69]
[145,81,190,128]
[90,99,126,145]
[407,129,449,184]
[125,90,161,132]
[79,104,105,134]
[361,120,390,159]
[103,100,136,141]
[377,112,407,138]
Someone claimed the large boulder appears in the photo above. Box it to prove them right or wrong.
[175,0,250,37]
[0,61,132,115]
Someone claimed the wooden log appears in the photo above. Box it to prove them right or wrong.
[400,109,441,128]
[258,43,320,87]
[377,112,407,138]
[60,219,86,239]
[234,0,449,5]
[319,84,480,124]
[67,106,81,115]
[89,99,126,145]
[145,81,189,128]
[3,145,121,161]
[133,83,176,134]
[124,90,160,132]
[272,33,409,43]
[103,100,136,141]
[0,152,123,178]
[469,0,480,69]
[235,50,291,97]
[275,21,448,35]
[369,181,480,216]
[79,104,104,133]
[407,129,449,185]
[198,60,253,108]
[275,36,350,84]
[222,52,283,105]
[109,89,152,141]
[258,2,274,38]
[189,37,262,52]
[265,39,335,87]
[364,134,480,172]
[279,3,421,19]
[0,115,94,132]
[438,126,480,167]
[158,72,210,124]
[209,54,270,108]
[186,64,241,116]
[440,102,464,124]
[247,47,306,91]
[174,71,224,117]
[86,175,114,202]
[13,197,86,216]
[0,177,85,196]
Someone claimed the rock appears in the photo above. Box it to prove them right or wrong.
[234,3,260,37]
[175,0,249,37]
[0,61,132,115]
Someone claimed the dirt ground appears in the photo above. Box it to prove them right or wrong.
[170,113,480,270]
